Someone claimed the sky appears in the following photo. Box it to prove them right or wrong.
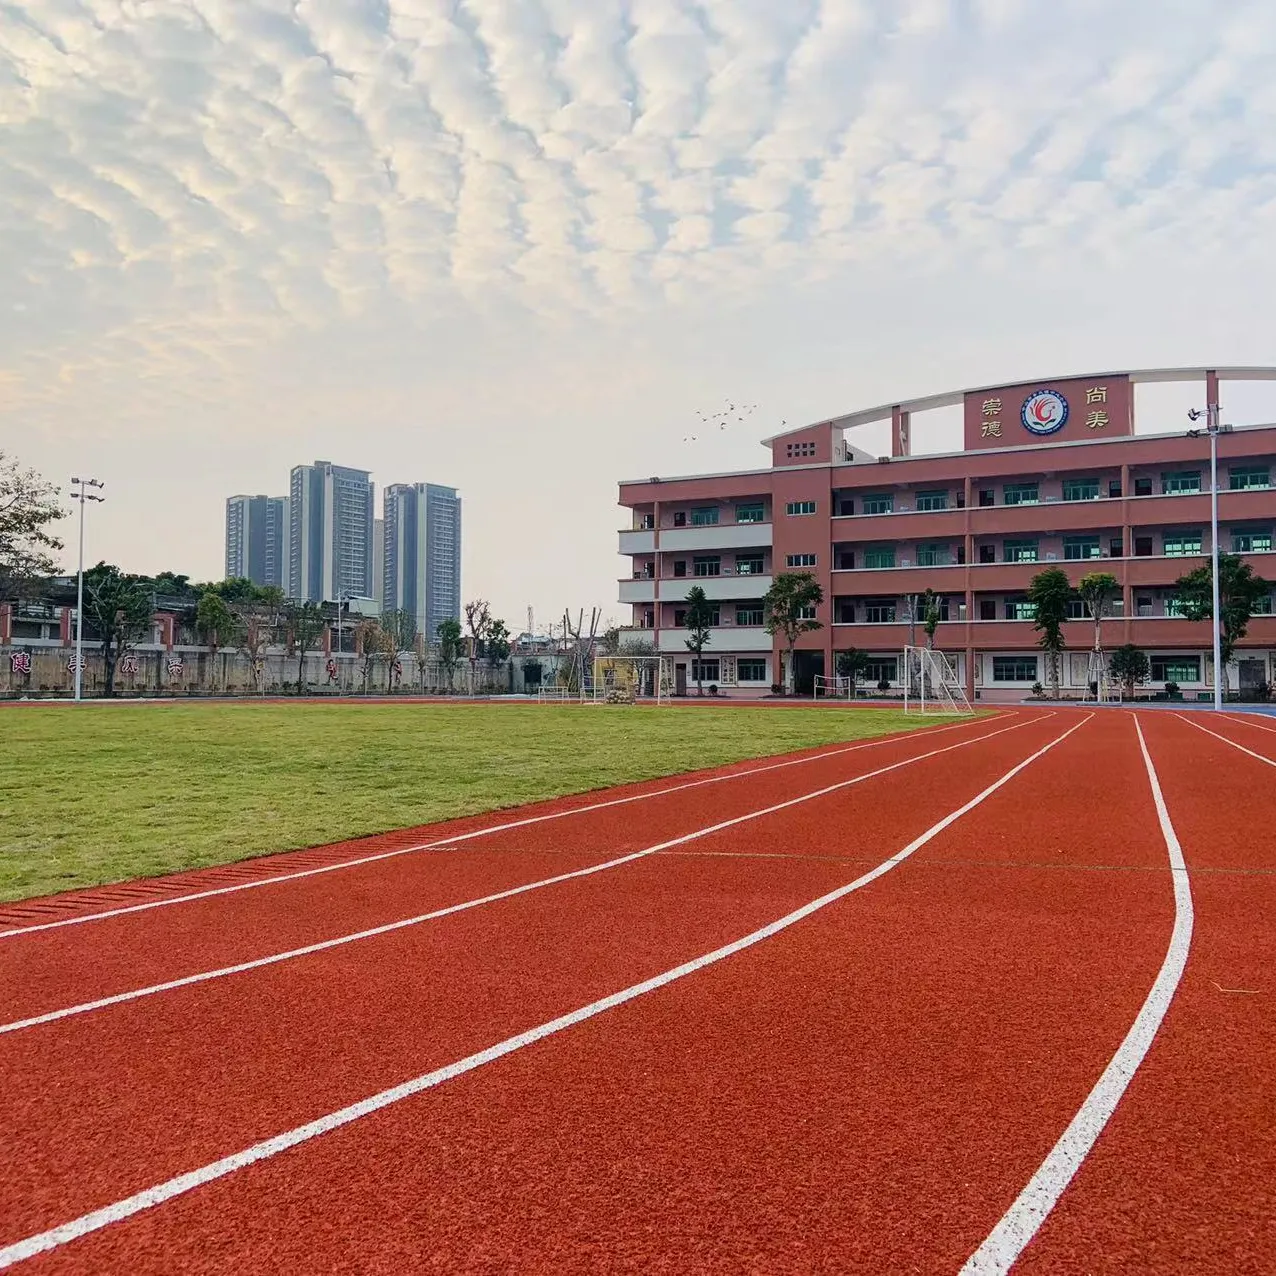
[4,0,1276,633]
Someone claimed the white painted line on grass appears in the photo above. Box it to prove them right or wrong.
[0,717,1086,1269]
[961,713,1194,1275]
[0,714,1048,1035]
[1175,713,1276,767]
[0,714,1016,941]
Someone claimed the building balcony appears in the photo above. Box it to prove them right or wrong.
[619,529,656,555]
[969,498,1123,534]
[657,522,773,552]
[832,561,968,594]
[655,626,773,654]
[657,574,772,602]
[1126,549,1276,586]
[1126,487,1275,528]
[618,579,657,604]
[832,508,967,540]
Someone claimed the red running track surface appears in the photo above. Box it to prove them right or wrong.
[0,709,1268,1273]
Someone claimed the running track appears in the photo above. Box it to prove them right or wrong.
[0,709,1270,1273]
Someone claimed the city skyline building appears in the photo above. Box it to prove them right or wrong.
[224,495,288,590]
[383,482,462,641]
[288,461,375,603]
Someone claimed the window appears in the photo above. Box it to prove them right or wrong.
[992,656,1039,682]
[693,556,721,577]
[979,544,996,563]
[979,489,995,507]
[673,609,686,626]
[786,553,817,568]
[1003,483,1039,506]
[786,500,817,516]
[691,659,721,682]
[736,502,765,523]
[956,490,966,508]
[639,513,655,530]
[736,554,765,575]
[737,658,767,682]
[864,546,896,569]
[1005,600,1035,620]
[864,600,896,623]
[1230,466,1271,491]
[916,490,948,511]
[1064,534,1101,560]
[1162,471,1201,495]
[979,600,997,621]
[836,497,855,516]
[673,511,687,526]
[1164,597,1189,618]
[1164,531,1203,557]
[1004,539,1039,563]
[1062,478,1100,502]
[798,604,817,620]
[1066,599,1087,620]
[835,550,855,570]
[1233,528,1273,554]
[1136,595,1153,617]
[736,604,764,626]
[673,560,687,577]
[642,609,654,628]
[1109,480,1123,498]
[956,545,967,565]
[864,658,898,684]
[1110,537,1124,558]
[1133,477,1153,497]
[1134,536,1153,557]
[1255,595,1274,615]
[861,494,893,515]
[916,544,952,567]
[785,440,817,458]
[691,506,719,526]
[835,600,856,623]
[1151,656,1201,683]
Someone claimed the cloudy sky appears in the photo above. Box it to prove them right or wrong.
[4,0,1276,630]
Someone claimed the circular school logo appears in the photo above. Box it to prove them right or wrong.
[1021,389,1069,436]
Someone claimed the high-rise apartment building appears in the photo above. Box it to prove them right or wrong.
[382,483,462,641]
[287,461,375,602]
[224,495,288,589]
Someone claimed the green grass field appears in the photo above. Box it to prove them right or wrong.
[0,702,928,903]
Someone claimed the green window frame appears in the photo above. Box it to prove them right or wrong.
[1150,656,1201,683]
[1161,471,1201,495]
[864,601,896,623]
[1005,600,1036,620]
[1232,528,1273,554]
[1163,531,1203,557]
[692,556,721,577]
[735,555,765,575]
[916,544,952,567]
[786,553,817,568]
[915,490,948,511]
[1062,478,1100,502]
[992,656,1038,682]
[1004,539,1039,563]
[1229,466,1271,491]
[735,502,765,523]
[690,507,719,526]
[735,604,764,626]
[1063,535,1101,560]
[864,547,896,569]
[737,658,767,681]
[861,494,893,515]
[1003,483,1039,506]
[785,500,817,516]
[864,658,898,683]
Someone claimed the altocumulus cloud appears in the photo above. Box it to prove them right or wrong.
[2,0,1276,413]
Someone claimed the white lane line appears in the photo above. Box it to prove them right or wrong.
[961,713,1194,1275]
[1174,712,1276,767]
[0,717,1085,1270]
[1222,711,1276,735]
[0,713,1012,941]
[0,714,1048,1035]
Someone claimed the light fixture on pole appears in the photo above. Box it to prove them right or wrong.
[69,477,105,703]
[1187,406,1223,711]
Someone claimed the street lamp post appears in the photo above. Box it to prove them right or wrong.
[1188,406,1224,711]
[70,477,105,703]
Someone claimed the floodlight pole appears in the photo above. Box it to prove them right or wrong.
[1208,404,1223,712]
[70,477,104,703]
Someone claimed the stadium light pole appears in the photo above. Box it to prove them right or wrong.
[1188,406,1224,711]
[70,477,105,703]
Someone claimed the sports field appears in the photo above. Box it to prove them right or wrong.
[1,705,1271,1272]
[0,701,924,902]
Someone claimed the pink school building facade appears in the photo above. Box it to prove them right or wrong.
[616,367,1276,702]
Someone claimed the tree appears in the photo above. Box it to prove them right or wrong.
[836,648,871,698]
[1027,567,1071,701]
[232,587,284,693]
[1109,644,1150,699]
[486,618,512,667]
[437,617,463,691]
[284,600,327,693]
[1174,553,1271,693]
[922,589,940,649]
[354,619,385,694]
[196,591,240,692]
[381,609,417,691]
[0,453,64,600]
[82,563,153,697]
[764,571,824,693]
[463,598,492,692]
[683,585,715,695]
[1077,571,1119,657]
[149,573,199,603]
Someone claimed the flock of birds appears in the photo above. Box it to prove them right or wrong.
[683,401,784,444]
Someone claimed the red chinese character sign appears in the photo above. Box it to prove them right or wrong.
[11,651,32,677]
[119,655,139,679]
[963,374,1132,450]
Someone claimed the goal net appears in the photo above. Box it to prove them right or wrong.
[813,674,854,700]
[591,655,670,705]
[902,647,974,715]
[537,684,583,703]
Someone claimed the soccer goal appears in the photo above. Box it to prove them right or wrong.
[902,646,974,715]
[537,684,583,703]
[813,674,854,701]
[591,655,670,705]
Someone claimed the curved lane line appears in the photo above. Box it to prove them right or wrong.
[0,713,1012,941]
[0,718,1085,1269]
[0,715,1049,1035]
[960,712,1194,1274]
[1178,712,1276,765]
